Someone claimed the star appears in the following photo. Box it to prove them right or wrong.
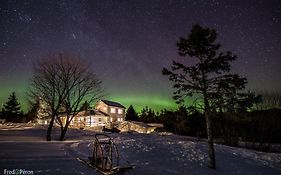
[72,33,77,39]
[0,0,280,111]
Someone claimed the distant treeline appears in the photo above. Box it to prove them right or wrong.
[212,109,281,151]
[126,105,281,152]
[254,91,281,110]
[1,91,281,152]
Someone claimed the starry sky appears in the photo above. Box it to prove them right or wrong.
[0,0,280,112]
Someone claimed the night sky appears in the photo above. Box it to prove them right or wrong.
[0,0,280,112]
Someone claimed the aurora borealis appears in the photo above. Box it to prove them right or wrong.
[0,0,280,112]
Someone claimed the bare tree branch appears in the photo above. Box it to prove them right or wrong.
[29,53,103,141]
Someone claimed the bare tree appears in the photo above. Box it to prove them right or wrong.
[55,57,103,140]
[29,53,103,141]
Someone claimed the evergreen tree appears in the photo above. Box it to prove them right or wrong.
[2,92,21,120]
[162,25,247,169]
[139,107,155,123]
[126,105,139,121]
[173,106,188,134]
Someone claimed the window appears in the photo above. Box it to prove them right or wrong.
[78,117,83,123]
[98,118,101,122]
[86,117,91,127]
[118,109,123,114]
[110,117,113,122]
[110,108,116,113]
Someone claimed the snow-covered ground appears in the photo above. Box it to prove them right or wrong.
[0,123,280,175]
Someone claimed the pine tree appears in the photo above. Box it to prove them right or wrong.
[2,92,21,120]
[126,105,139,121]
[162,25,247,169]
[139,107,155,123]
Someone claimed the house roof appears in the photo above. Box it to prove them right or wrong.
[101,100,126,108]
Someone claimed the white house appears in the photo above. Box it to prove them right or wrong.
[69,109,110,128]
[37,99,126,129]
[65,100,125,129]
[95,100,126,123]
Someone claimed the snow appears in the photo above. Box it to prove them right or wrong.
[0,123,280,175]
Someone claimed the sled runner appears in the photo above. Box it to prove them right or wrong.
[77,133,134,174]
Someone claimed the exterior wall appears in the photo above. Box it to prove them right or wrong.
[70,115,109,128]
[96,101,109,114]
[108,106,125,123]
[118,121,161,133]
[37,118,50,125]
[95,101,125,124]
[86,115,109,127]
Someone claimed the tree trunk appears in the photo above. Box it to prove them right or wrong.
[201,69,216,169]
[205,112,216,169]
[60,122,69,141]
[59,124,64,141]
[46,115,55,141]
[60,128,67,141]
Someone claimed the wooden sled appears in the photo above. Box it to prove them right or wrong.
[77,134,135,174]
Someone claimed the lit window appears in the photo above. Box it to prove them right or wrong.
[110,117,113,122]
[86,117,91,127]
[103,107,107,111]
[118,109,123,114]
[117,118,123,122]
[110,108,116,113]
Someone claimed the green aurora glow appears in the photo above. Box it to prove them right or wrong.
[0,83,179,113]
[1,91,180,113]
[0,74,198,113]
[108,95,178,112]
[0,75,30,112]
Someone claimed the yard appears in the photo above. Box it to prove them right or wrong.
[0,124,280,175]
